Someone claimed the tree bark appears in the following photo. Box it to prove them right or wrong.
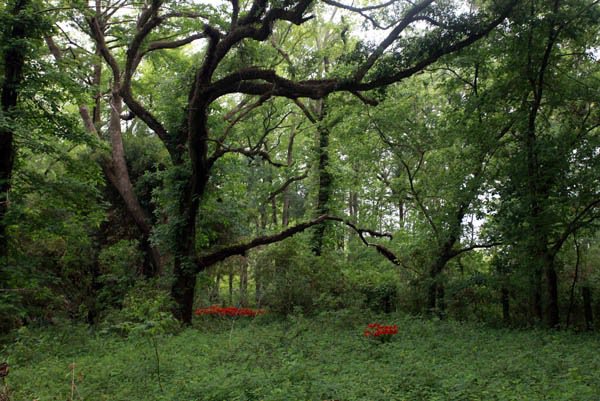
[106,86,162,276]
[255,264,263,306]
[533,267,543,322]
[566,238,580,328]
[93,0,517,323]
[211,271,221,304]
[239,257,248,307]
[427,252,451,316]
[171,185,202,324]
[501,287,510,325]
[0,0,29,260]
[281,126,296,227]
[437,284,446,317]
[228,268,234,305]
[545,259,560,328]
[582,286,593,331]
[311,100,332,255]
[49,7,163,276]
[522,0,562,328]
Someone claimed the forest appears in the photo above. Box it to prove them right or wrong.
[0,0,599,399]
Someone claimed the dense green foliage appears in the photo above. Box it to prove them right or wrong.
[0,0,599,397]
[4,314,600,400]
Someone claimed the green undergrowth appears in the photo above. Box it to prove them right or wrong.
[3,313,600,401]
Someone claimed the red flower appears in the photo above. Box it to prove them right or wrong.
[194,305,266,317]
[364,323,398,342]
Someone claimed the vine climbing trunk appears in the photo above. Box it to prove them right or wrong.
[170,99,211,324]
[281,125,296,228]
[311,99,332,256]
[0,0,29,262]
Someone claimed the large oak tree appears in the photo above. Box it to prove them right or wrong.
[58,0,518,323]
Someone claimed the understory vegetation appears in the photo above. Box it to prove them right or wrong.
[4,314,600,401]
[1,0,599,398]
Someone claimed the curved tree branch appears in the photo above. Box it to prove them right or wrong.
[195,214,401,271]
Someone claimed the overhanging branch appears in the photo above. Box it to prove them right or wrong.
[196,215,402,271]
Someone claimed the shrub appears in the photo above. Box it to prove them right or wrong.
[254,236,352,315]
[101,280,179,337]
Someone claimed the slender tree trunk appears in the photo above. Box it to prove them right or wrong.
[582,286,593,331]
[523,0,561,328]
[281,126,296,228]
[228,269,234,305]
[501,287,510,325]
[259,204,268,230]
[566,237,581,329]
[351,191,359,223]
[0,0,29,260]
[282,194,291,227]
[496,259,511,325]
[437,284,446,317]
[546,259,559,328]
[239,257,248,307]
[255,265,263,306]
[533,267,543,322]
[211,271,221,304]
[398,201,404,225]
[311,100,332,255]
[271,197,277,227]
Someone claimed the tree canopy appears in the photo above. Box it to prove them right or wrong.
[0,0,599,331]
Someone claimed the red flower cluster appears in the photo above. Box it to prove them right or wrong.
[364,323,398,341]
[194,305,266,317]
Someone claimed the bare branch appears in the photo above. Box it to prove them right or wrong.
[322,0,399,13]
[293,99,317,123]
[348,0,518,90]
[324,0,401,30]
[452,242,502,258]
[325,216,400,265]
[267,172,309,202]
[230,0,240,26]
[219,94,272,144]
[551,197,600,255]
[78,105,100,137]
[146,33,207,53]
[350,91,378,106]
[197,214,331,269]
[44,36,63,61]
[196,214,401,271]
[205,0,516,102]
[87,17,120,78]
[353,0,435,82]
[211,146,287,168]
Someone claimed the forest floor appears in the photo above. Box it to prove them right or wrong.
[2,313,600,401]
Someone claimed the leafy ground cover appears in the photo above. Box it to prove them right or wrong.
[2,314,600,401]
